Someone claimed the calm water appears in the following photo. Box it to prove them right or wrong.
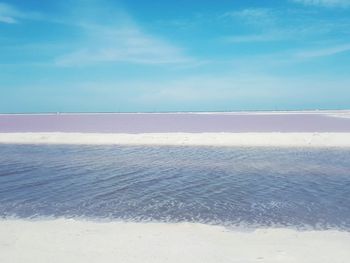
[1,113,350,133]
[0,144,349,230]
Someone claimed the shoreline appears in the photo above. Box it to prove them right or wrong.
[1,132,350,147]
[1,219,349,263]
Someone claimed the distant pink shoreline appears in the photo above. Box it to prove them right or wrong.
[1,112,350,133]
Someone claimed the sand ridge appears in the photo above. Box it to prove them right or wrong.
[1,132,350,147]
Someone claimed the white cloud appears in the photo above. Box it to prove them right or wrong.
[296,43,350,58]
[222,8,276,27]
[0,2,19,23]
[55,6,195,66]
[221,8,314,43]
[0,2,42,24]
[221,6,350,44]
[0,1,195,66]
[223,8,272,19]
[292,0,350,7]
[223,31,294,43]
[0,15,16,23]
[56,25,193,66]
[126,74,350,109]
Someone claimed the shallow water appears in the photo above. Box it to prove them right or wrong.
[0,144,349,230]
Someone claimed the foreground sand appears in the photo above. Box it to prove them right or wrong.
[1,220,350,263]
[1,132,350,147]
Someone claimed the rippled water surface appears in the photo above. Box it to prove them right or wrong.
[0,144,349,229]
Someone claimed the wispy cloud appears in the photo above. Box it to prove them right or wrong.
[220,8,285,43]
[0,2,20,23]
[221,6,350,45]
[129,73,350,110]
[221,8,276,27]
[291,0,350,7]
[52,3,195,66]
[0,1,195,66]
[0,2,41,24]
[224,32,289,43]
[296,43,350,58]
[56,24,194,66]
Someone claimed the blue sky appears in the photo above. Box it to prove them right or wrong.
[0,0,350,112]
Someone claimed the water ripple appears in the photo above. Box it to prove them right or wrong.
[0,144,349,230]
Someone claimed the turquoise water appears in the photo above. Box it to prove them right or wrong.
[0,144,349,229]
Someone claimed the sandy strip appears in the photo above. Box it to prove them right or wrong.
[1,132,350,147]
[0,220,349,263]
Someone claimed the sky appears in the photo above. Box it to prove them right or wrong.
[0,0,350,113]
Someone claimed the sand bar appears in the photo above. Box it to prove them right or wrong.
[0,132,350,147]
[0,219,349,263]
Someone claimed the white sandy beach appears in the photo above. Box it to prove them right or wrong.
[0,132,350,147]
[0,219,349,263]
